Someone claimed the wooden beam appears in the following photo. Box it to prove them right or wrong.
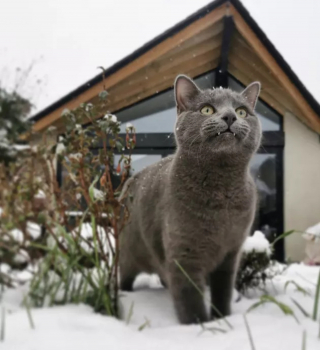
[230,4,320,133]
[53,59,219,131]
[228,53,301,115]
[216,15,235,88]
[228,63,286,116]
[159,20,224,60]
[110,59,219,113]
[33,4,227,132]
[110,33,222,96]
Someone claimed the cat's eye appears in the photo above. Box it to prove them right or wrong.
[200,105,215,115]
[236,108,247,118]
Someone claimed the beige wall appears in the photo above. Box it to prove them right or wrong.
[284,112,320,261]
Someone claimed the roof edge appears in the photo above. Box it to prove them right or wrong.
[230,0,320,119]
[30,0,227,122]
[31,0,320,125]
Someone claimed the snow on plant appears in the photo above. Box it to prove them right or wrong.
[303,222,320,265]
[0,89,136,316]
[236,231,274,295]
[0,87,31,164]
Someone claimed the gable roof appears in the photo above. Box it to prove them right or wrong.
[30,0,320,133]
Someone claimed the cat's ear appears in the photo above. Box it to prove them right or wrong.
[174,75,201,113]
[241,82,261,109]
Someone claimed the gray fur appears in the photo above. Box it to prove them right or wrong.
[120,75,262,324]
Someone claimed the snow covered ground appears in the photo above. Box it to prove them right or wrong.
[1,264,320,350]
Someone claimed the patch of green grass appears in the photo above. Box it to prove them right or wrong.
[247,294,299,324]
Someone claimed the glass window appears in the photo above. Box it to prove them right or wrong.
[250,153,278,241]
[117,71,216,133]
[228,75,282,131]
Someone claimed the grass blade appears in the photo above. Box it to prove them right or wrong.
[302,330,306,350]
[243,314,256,350]
[285,281,311,296]
[291,298,311,318]
[312,270,320,321]
[247,295,299,324]
[1,307,5,342]
[126,301,134,325]
[271,230,295,247]
[174,259,233,330]
[23,295,35,329]
[138,317,150,331]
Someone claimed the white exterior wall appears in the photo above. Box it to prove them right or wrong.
[284,112,320,261]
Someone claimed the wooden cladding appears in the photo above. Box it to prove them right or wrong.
[52,21,224,130]
[34,5,227,132]
[33,2,320,134]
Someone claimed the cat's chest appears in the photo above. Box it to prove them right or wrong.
[197,182,254,211]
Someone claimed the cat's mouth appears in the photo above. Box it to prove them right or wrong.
[216,129,236,136]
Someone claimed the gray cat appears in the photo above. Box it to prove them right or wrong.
[119,75,262,324]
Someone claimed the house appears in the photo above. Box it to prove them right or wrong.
[29,0,320,262]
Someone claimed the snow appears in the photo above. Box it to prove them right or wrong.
[70,222,114,257]
[104,114,117,123]
[93,188,105,201]
[1,264,319,349]
[13,249,29,264]
[304,223,320,242]
[34,190,46,199]
[303,222,320,265]
[68,153,82,161]
[12,144,30,151]
[0,128,8,137]
[26,222,41,240]
[7,222,41,243]
[55,142,66,155]
[242,230,272,255]
[61,109,71,117]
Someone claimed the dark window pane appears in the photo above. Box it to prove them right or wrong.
[250,153,278,241]
[117,71,216,133]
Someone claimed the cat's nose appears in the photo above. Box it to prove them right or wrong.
[222,114,236,127]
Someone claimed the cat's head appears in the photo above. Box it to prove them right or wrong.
[174,75,262,159]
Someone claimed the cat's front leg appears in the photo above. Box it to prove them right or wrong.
[209,249,241,319]
[168,261,208,324]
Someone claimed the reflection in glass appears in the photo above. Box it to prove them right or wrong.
[250,153,277,241]
[117,71,216,133]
